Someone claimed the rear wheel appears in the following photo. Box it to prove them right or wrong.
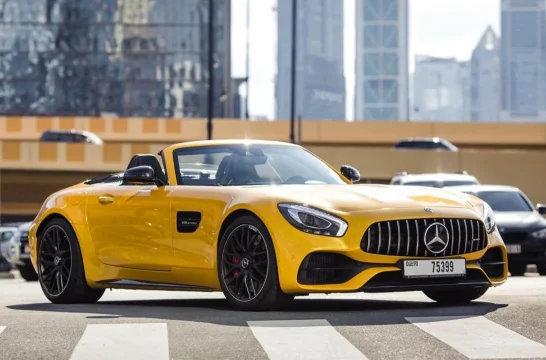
[218,215,294,311]
[37,218,105,304]
[423,287,489,304]
[17,263,38,281]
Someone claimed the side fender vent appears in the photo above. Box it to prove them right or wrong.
[176,211,202,233]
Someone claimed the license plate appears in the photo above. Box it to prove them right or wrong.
[403,259,466,278]
[506,245,521,254]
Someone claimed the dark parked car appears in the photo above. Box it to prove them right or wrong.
[39,129,103,144]
[450,185,546,276]
[394,137,459,151]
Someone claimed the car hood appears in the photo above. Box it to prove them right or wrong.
[494,211,546,230]
[258,184,475,213]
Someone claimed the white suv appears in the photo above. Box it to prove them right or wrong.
[390,171,480,188]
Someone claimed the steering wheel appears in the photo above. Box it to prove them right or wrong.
[283,176,307,184]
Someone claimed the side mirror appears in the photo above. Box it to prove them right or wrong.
[340,165,361,183]
[123,165,164,186]
[537,204,546,215]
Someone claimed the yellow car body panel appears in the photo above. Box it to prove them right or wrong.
[27,139,507,303]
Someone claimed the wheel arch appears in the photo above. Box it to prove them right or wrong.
[217,208,262,252]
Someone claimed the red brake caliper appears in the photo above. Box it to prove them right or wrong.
[233,256,239,278]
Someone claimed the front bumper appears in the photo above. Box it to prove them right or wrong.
[271,212,507,294]
[502,232,546,264]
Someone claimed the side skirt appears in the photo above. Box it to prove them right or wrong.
[95,279,218,292]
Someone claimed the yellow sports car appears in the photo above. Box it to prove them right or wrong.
[28,139,507,311]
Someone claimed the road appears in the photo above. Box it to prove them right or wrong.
[1,273,546,360]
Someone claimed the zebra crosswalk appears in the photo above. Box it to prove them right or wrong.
[1,315,546,360]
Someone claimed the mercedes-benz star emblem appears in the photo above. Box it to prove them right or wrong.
[424,207,433,213]
[241,258,250,269]
[423,222,450,254]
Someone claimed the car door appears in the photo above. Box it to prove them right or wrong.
[85,184,173,271]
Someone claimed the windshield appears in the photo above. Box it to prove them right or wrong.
[468,191,534,212]
[173,144,347,186]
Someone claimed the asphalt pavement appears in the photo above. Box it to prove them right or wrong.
[1,272,546,360]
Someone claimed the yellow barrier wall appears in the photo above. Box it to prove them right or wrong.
[2,140,546,216]
[3,116,546,147]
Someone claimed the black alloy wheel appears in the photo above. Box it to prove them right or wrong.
[218,215,294,311]
[38,218,105,304]
[39,225,72,297]
[221,224,269,302]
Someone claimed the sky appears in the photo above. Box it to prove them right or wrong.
[230,0,500,121]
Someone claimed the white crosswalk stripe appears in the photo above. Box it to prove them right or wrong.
[2,315,546,359]
[247,319,369,360]
[69,323,170,360]
[406,316,546,359]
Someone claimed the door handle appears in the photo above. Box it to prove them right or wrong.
[98,195,114,204]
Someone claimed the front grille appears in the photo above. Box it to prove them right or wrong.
[360,218,487,257]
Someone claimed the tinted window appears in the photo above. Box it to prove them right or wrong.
[173,145,347,186]
[470,191,533,212]
[443,180,479,187]
[394,141,446,150]
[401,181,439,187]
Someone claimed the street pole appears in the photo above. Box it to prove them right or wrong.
[289,0,297,143]
[245,0,250,120]
[207,0,214,140]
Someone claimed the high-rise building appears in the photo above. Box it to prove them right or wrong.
[412,56,467,122]
[275,0,346,121]
[0,0,232,118]
[470,26,500,122]
[500,0,546,122]
[355,0,409,121]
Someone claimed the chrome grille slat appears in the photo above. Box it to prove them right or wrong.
[360,217,487,258]
[396,221,401,255]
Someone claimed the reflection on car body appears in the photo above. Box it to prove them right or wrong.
[28,140,507,311]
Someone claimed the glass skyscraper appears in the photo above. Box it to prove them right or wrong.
[0,0,231,118]
[500,0,546,122]
[354,0,409,121]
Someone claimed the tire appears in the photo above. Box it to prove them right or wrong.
[537,263,546,276]
[217,215,294,311]
[509,262,527,276]
[37,217,105,304]
[17,264,38,281]
[423,286,489,304]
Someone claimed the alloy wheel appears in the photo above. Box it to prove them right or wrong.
[221,224,269,302]
[39,225,72,297]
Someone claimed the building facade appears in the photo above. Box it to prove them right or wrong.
[500,0,546,122]
[470,26,500,122]
[412,56,467,122]
[354,0,409,121]
[0,0,232,118]
[275,0,346,121]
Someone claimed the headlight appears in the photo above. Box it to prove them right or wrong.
[277,203,348,237]
[531,228,546,239]
[482,202,496,234]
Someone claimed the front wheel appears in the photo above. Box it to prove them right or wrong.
[217,215,294,311]
[423,286,489,304]
[37,218,105,304]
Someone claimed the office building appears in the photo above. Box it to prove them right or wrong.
[355,0,409,121]
[275,0,346,121]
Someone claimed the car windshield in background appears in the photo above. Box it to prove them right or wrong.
[470,191,534,212]
[173,144,347,186]
[401,180,477,188]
